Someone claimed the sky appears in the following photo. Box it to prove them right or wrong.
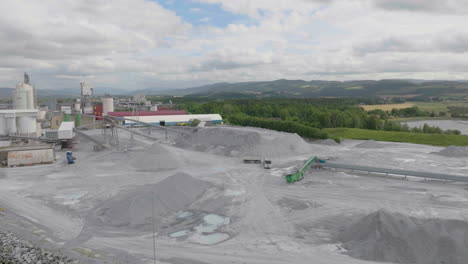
[1,0,468,91]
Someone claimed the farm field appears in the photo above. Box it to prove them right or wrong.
[359,103,414,111]
[324,127,468,146]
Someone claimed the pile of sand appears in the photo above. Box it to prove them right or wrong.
[91,173,211,229]
[355,140,384,149]
[338,210,468,264]
[433,146,468,157]
[175,126,310,158]
[129,142,178,171]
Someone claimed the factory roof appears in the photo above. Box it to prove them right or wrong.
[107,110,187,117]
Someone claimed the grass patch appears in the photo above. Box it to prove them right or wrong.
[360,103,415,111]
[411,101,468,115]
[324,128,468,146]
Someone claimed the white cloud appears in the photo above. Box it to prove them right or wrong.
[0,0,468,90]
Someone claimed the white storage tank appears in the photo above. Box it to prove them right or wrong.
[102,97,114,115]
[6,117,16,134]
[18,116,37,135]
[13,83,35,109]
[0,115,6,135]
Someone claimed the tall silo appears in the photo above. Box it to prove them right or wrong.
[102,96,114,115]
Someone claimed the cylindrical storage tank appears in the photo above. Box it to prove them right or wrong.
[102,97,114,115]
[0,115,6,136]
[13,90,28,109]
[6,117,16,134]
[18,116,37,135]
[75,114,81,127]
[64,113,71,122]
[13,84,35,110]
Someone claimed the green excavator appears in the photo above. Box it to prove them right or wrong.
[285,156,319,183]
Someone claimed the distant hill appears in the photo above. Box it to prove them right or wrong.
[150,79,468,100]
[2,79,468,99]
[0,87,130,99]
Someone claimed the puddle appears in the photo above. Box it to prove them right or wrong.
[169,230,189,238]
[176,211,194,219]
[169,213,231,245]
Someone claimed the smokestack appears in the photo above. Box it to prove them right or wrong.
[24,72,30,85]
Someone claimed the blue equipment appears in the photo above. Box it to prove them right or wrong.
[66,151,76,164]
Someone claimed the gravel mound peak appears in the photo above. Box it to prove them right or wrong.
[338,210,468,264]
[92,172,211,229]
[130,142,179,171]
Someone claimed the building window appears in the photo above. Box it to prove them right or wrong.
[56,120,59,126]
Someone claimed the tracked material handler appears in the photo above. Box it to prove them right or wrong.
[285,156,318,183]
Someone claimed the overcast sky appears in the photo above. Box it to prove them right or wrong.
[1,0,468,90]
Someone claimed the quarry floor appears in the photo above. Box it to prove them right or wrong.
[1,127,468,264]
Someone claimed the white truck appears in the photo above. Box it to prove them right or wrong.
[263,158,271,169]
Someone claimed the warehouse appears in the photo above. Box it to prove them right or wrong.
[0,144,55,167]
[122,114,223,126]
[107,110,187,117]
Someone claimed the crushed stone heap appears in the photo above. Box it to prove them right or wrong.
[338,210,468,264]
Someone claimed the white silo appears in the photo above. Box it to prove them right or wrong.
[102,97,114,115]
[13,83,35,109]
[0,115,6,135]
[18,116,36,135]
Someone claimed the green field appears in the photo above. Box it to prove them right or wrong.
[411,101,468,115]
[324,128,468,147]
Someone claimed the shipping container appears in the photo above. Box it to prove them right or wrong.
[7,148,55,167]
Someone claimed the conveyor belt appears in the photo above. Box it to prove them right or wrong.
[323,162,468,182]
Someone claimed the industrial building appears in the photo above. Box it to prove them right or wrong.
[122,114,223,126]
[107,110,187,117]
[80,82,94,114]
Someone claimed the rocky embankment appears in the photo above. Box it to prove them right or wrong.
[0,229,75,264]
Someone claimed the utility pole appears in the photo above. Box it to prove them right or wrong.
[152,191,156,264]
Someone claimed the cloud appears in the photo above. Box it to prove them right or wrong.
[1,0,468,90]
[373,0,468,13]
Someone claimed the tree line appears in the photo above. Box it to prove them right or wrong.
[177,99,461,138]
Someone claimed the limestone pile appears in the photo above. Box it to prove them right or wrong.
[176,126,310,158]
[92,173,210,229]
[129,142,179,171]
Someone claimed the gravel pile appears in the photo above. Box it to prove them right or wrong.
[91,172,211,229]
[433,145,468,157]
[176,126,310,158]
[129,142,179,171]
[0,229,75,264]
[338,210,468,264]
